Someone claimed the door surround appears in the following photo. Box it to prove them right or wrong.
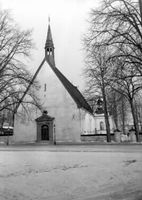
[35,111,54,143]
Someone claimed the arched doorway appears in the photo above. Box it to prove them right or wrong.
[41,125,49,140]
[35,111,55,143]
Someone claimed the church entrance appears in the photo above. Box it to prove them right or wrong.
[41,125,49,140]
[35,111,55,143]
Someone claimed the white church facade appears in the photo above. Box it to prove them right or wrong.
[12,23,94,144]
[0,23,115,144]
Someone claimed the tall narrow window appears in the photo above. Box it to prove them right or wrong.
[50,48,53,54]
[44,83,47,92]
[100,121,105,130]
[47,48,50,55]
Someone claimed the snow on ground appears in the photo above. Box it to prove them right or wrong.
[0,149,142,200]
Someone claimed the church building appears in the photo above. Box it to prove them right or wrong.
[11,23,94,144]
[0,23,115,144]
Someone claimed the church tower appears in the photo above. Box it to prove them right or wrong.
[45,21,55,67]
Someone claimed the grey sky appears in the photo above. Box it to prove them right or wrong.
[0,0,99,89]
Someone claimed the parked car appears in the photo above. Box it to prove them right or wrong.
[0,122,13,136]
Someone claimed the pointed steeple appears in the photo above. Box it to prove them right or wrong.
[45,24,54,49]
[45,19,55,66]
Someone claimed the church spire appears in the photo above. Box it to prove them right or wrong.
[45,19,55,66]
[45,18,54,49]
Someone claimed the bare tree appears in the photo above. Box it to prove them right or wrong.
[110,59,142,141]
[107,89,129,132]
[83,46,112,142]
[83,0,142,142]
[0,9,41,126]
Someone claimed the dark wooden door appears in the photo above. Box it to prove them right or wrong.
[41,125,49,140]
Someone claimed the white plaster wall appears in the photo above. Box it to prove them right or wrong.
[83,113,95,134]
[38,64,81,142]
[13,107,39,143]
[13,118,36,143]
[83,113,115,135]
[14,63,82,143]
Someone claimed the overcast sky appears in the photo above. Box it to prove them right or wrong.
[0,0,99,89]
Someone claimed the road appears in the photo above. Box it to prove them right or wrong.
[0,144,142,200]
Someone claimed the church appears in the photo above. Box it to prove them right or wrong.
[11,23,94,144]
[0,23,115,144]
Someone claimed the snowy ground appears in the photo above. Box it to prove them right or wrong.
[0,145,142,200]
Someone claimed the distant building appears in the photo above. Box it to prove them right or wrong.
[82,97,115,136]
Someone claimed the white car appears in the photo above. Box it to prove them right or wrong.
[2,122,13,130]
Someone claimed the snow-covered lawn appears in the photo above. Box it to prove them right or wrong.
[0,149,142,200]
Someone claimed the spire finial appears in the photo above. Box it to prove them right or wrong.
[48,16,50,25]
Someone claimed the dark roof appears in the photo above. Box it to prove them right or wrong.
[95,107,104,114]
[49,65,93,114]
[15,24,93,115]
[45,24,54,49]
[44,23,93,114]
[35,111,54,122]
[95,97,104,114]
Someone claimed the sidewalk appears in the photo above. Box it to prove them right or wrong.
[0,142,142,152]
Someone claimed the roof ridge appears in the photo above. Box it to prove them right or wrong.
[47,64,93,114]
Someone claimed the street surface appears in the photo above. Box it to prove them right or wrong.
[0,144,142,200]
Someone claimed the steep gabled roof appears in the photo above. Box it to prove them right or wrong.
[35,111,54,122]
[48,64,93,114]
[14,23,93,115]
[44,23,93,114]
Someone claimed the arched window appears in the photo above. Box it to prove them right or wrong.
[50,48,53,54]
[41,125,49,140]
[47,48,50,55]
[46,47,53,55]
[100,121,105,130]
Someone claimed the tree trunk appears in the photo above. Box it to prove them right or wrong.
[112,92,118,129]
[121,96,125,134]
[102,86,111,142]
[130,99,139,142]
